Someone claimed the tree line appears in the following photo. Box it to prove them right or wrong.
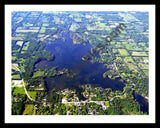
[15,38,54,82]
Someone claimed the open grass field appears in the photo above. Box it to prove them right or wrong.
[14,87,25,95]
[22,41,30,51]
[124,56,134,63]
[33,70,44,78]
[23,104,34,115]
[118,49,129,56]
[27,91,37,100]
[12,74,21,80]
[29,27,40,30]
[131,51,147,56]
[39,27,46,33]
[42,23,49,26]
[12,64,21,80]
[127,63,138,72]
[16,41,24,46]
[15,33,27,37]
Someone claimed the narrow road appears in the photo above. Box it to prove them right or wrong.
[12,64,35,101]
[22,79,35,101]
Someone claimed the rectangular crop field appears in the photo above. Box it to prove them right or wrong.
[131,51,147,56]
[23,104,34,115]
[118,49,129,56]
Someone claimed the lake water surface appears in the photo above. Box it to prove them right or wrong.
[35,32,125,93]
[133,90,149,114]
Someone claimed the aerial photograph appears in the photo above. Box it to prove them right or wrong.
[11,10,149,115]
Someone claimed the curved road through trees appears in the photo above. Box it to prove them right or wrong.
[13,64,35,101]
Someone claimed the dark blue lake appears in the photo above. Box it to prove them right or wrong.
[35,32,125,94]
[133,91,149,114]
[43,32,93,70]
